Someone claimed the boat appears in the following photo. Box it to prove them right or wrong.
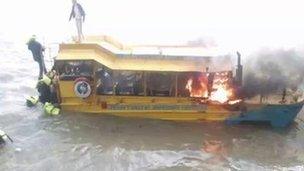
[50,35,304,127]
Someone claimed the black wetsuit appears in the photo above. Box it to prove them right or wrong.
[37,81,58,104]
[37,82,51,104]
[0,136,5,144]
[28,40,47,79]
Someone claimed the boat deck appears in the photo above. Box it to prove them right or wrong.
[57,36,232,72]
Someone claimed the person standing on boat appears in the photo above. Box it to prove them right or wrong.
[27,36,47,79]
[69,0,86,43]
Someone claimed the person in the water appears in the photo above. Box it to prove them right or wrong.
[27,36,47,79]
[0,130,13,145]
[69,0,86,43]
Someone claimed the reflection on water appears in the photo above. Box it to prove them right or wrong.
[1,112,304,170]
[0,38,304,170]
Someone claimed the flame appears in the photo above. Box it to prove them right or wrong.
[210,85,232,103]
[185,76,208,98]
[209,72,233,103]
[185,72,236,104]
[185,78,193,92]
[228,99,242,105]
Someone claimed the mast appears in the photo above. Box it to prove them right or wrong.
[236,51,243,87]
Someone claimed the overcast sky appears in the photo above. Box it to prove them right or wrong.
[0,0,303,53]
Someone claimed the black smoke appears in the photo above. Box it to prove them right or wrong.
[242,48,304,98]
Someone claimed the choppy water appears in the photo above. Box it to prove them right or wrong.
[0,38,304,171]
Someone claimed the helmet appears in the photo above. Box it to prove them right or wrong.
[39,75,52,86]
[26,35,36,45]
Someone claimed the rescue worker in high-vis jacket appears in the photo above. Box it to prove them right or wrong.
[26,71,60,115]
[37,72,60,115]
[37,74,53,104]
[27,35,47,79]
[0,130,13,144]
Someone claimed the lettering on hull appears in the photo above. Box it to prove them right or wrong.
[107,104,207,111]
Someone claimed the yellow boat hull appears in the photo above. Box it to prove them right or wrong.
[60,98,241,121]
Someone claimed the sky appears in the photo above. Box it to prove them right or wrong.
[0,0,303,54]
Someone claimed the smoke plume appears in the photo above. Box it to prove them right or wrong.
[242,48,304,98]
[187,37,217,48]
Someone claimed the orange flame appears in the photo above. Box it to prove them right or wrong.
[210,85,232,103]
[185,76,208,98]
[228,99,242,105]
[185,72,237,104]
[208,72,233,103]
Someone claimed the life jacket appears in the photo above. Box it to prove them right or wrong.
[26,96,39,107]
[39,75,52,86]
[43,102,60,115]
[37,74,59,104]
[0,130,8,144]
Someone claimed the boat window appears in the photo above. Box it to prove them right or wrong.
[96,69,144,96]
[177,72,209,97]
[146,72,175,97]
[177,73,191,97]
[177,71,233,98]
[112,71,144,96]
[96,68,114,95]
[57,61,93,81]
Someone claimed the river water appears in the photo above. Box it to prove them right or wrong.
[0,38,304,171]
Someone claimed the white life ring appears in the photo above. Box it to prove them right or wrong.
[74,77,92,98]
